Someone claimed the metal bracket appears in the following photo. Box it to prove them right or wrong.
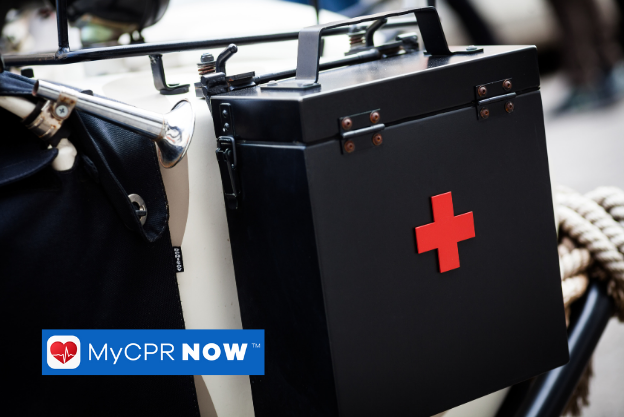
[24,92,77,143]
[149,54,190,95]
[475,78,516,120]
[477,93,516,120]
[215,136,240,210]
[339,109,385,154]
[475,78,513,100]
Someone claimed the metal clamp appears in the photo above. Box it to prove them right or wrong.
[25,91,77,140]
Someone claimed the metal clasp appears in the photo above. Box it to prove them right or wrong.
[215,136,240,210]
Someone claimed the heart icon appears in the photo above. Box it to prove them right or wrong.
[50,341,77,364]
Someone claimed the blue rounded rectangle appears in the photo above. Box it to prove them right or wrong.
[42,329,264,375]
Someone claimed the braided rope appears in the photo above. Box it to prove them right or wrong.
[561,274,589,307]
[557,206,624,280]
[585,186,624,227]
[559,247,592,280]
[558,191,624,254]
[556,186,624,322]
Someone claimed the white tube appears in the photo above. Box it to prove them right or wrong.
[51,139,78,171]
[0,95,36,119]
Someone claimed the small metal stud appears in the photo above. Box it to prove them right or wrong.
[505,101,515,113]
[503,79,512,91]
[370,111,381,124]
[480,108,490,119]
[344,140,355,153]
[128,194,148,226]
[372,133,383,146]
[341,118,353,131]
[477,85,487,97]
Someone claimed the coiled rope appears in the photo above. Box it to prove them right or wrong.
[556,185,624,416]
[557,186,624,321]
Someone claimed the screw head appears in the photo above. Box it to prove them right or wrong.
[503,79,512,91]
[480,108,490,119]
[370,111,381,124]
[372,133,383,146]
[200,53,215,63]
[344,140,355,153]
[54,104,69,118]
[223,122,230,132]
[477,85,487,97]
[222,109,228,117]
[341,117,353,131]
[505,101,515,113]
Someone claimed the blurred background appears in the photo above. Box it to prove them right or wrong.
[1,1,622,415]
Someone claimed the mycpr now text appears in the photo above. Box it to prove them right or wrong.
[88,343,249,364]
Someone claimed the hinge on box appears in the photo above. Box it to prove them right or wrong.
[216,136,240,210]
[339,109,385,154]
[475,78,516,120]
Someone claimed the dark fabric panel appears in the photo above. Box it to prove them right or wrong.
[1,73,199,416]
[0,110,57,186]
[0,70,36,95]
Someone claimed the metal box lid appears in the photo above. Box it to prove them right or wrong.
[210,45,540,143]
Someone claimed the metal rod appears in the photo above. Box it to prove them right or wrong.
[33,80,195,168]
[2,21,417,67]
[55,0,70,55]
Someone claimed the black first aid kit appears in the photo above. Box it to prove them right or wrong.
[206,8,569,417]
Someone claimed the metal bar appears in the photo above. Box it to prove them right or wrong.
[55,0,70,55]
[2,21,417,67]
[509,281,615,417]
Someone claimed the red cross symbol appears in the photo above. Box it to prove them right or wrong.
[415,192,475,273]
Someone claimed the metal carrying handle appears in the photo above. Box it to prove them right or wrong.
[294,7,451,86]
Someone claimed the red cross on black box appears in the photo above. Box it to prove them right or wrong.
[415,192,475,273]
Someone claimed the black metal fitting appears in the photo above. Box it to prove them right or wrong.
[216,44,238,74]
[198,44,256,101]
[149,54,190,95]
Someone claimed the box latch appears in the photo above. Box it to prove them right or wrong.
[216,136,240,210]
